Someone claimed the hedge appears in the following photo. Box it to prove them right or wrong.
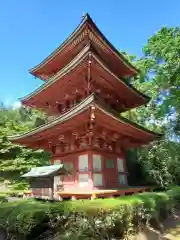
[0,187,179,239]
[0,194,7,203]
[0,190,23,197]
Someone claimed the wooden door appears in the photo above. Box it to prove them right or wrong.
[105,159,117,188]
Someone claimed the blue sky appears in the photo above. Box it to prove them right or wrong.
[0,0,180,106]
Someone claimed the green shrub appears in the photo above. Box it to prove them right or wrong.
[167,186,180,203]
[0,194,7,203]
[0,187,180,239]
[10,181,28,191]
[8,191,23,197]
[0,190,23,197]
[0,177,4,182]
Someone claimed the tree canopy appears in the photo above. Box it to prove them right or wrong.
[0,105,49,188]
[125,27,180,188]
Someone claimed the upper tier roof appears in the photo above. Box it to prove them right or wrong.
[29,14,138,80]
[21,45,149,114]
[9,94,162,148]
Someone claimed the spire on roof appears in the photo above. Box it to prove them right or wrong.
[82,12,88,18]
[82,12,92,21]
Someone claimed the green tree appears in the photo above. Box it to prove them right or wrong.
[124,27,180,189]
[0,105,49,188]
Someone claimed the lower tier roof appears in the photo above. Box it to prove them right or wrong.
[9,94,162,149]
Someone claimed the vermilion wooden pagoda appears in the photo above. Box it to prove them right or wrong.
[10,14,161,200]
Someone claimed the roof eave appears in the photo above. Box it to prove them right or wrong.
[9,94,163,143]
[85,13,138,75]
[29,14,138,78]
[28,14,88,76]
[20,47,149,107]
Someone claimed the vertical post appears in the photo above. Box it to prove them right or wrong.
[102,154,106,188]
[71,195,77,200]
[114,155,119,188]
[50,177,54,200]
[87,52,92,96]
[91,193,96,200]
[74,153,79,188]
[88,151,93,189]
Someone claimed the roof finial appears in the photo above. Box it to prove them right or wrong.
[82,12,88,20]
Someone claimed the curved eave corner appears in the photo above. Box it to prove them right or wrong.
[28,13,88,77]
[28,13,138,79]
[17,96,32,109]
[86,13,139,76]
[119,114,164,140]
[97,97,163,140]
[126,82,151,105]
[8,134,35,146]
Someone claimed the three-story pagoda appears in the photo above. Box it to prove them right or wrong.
[10,14,161,200]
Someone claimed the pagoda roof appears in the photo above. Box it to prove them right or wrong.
[22,164,67,178]
[21,45,149,113]
[29,14,138,80]
[9,94,162,148]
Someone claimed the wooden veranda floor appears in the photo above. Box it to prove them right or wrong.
[55,186,150,200]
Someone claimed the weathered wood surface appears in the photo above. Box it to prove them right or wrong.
[0,227,6,240]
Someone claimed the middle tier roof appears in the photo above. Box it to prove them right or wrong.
[21,45,149,115]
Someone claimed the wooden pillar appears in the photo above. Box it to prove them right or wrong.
[102,154,106,188]
[49,187,53,200]
[88,151,93,189]
[91,193,96,200]
[114,155,119,188]
[49,177,54,200]
[71,195,77,200]
[74,154,79,187]
[58,195,63,201]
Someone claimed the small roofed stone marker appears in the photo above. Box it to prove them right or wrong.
[9,14,162,200]
[21,165,68,200]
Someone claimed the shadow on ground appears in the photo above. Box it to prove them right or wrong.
[133,210,180,240]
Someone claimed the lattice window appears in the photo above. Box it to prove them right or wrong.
[118,174,126,185]
[78,174,89,187]
[93,154,101,171]
[93,173,103,186]
[79,155,88,172]
[117,158,124,172]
